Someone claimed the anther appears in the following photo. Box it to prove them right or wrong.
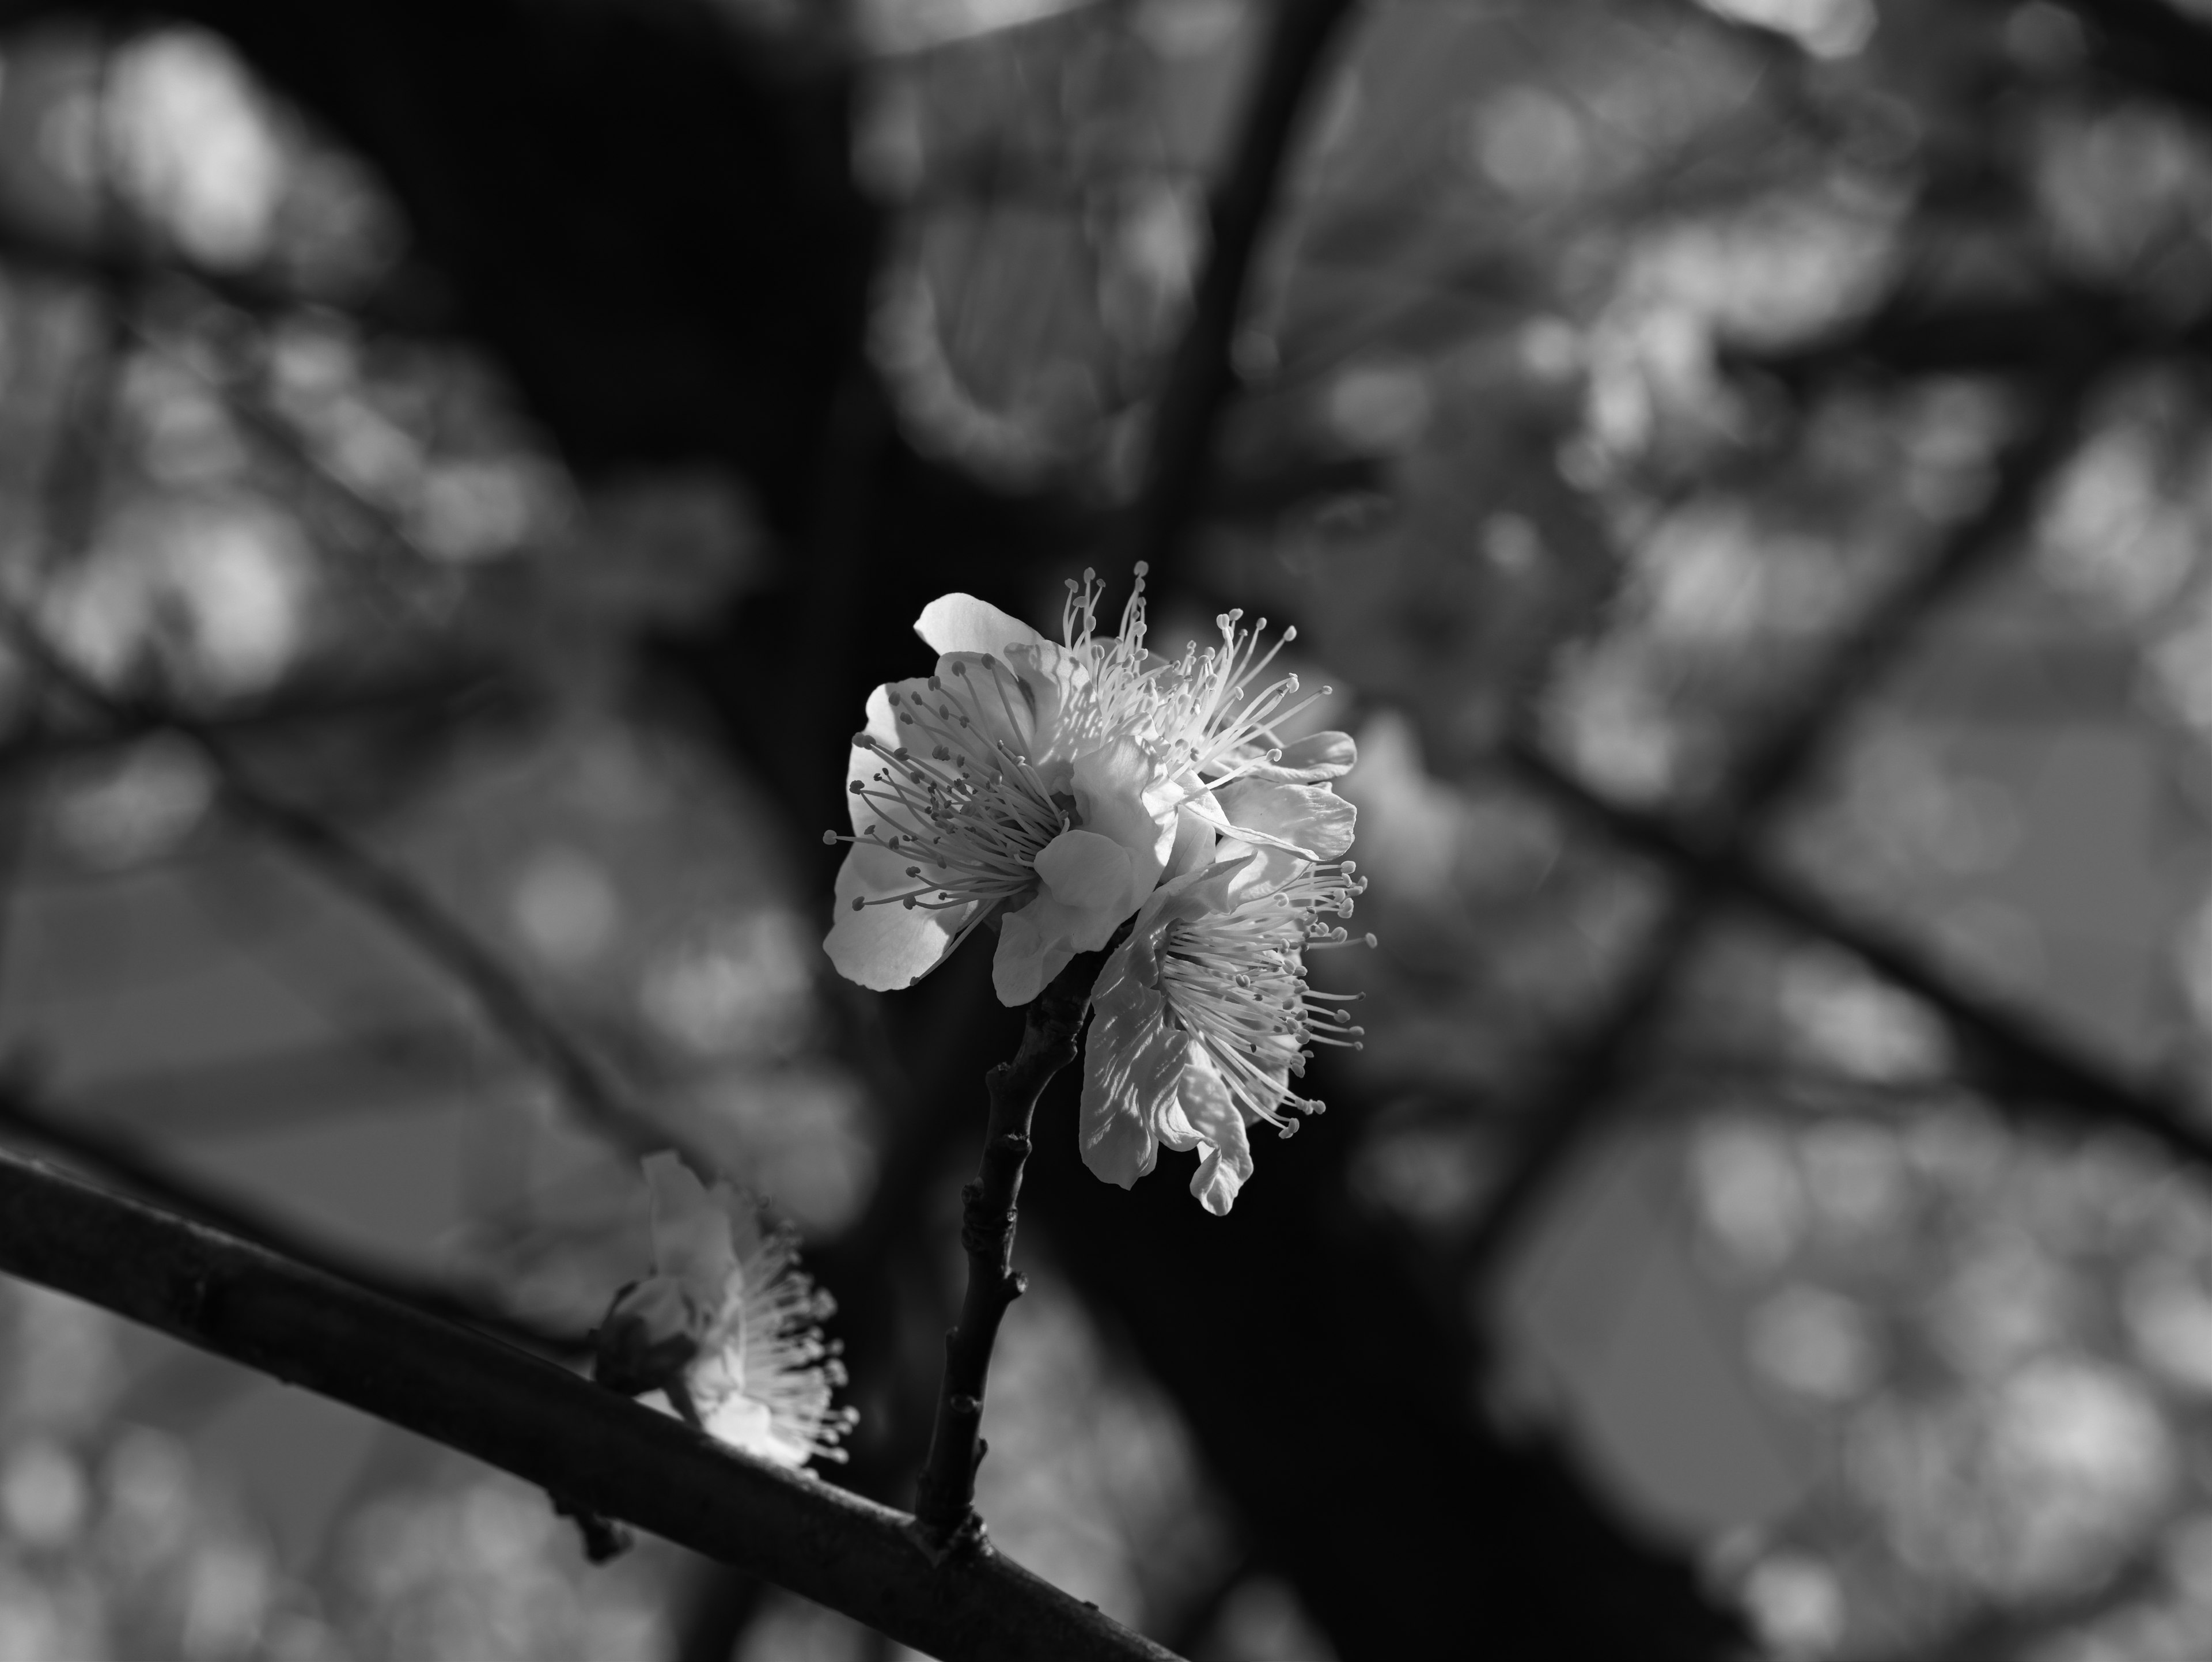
[821,830,838,845]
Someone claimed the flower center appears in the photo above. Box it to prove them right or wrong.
[1155,861,1373,1130]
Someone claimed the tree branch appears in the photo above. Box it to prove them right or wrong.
[912,941,1105,1551]
[0,1146,1183,1662]
[1506,739,2212,1175]
[1463,352,2103,1289]
[1119,0,1357,576]
[0,608,703,1171]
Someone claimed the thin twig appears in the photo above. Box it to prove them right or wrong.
[0,1147,1183,1662]
[0,608,702,1171]
[1118,0,1358,575]
[1461,352,2103,1290]
[1508,739,2212,1175]
[912,942,1108,1553]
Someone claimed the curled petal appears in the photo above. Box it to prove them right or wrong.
[1215,777,1356,862]
[914,593,1046,658]
[1178,1050,1256,1216]
[1080,928,1184,1188]
[1243,730,1358,783]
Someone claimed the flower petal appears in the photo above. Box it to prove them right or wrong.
[993,895,1080,1005]
[1035,827,1137,911]
[1079,930,1184,1188]
[915,594,1046,658]
[1074,736,1177,892]
[825,839,979,990]
[643,1152,736,1308]
[1215,777,1356,861]
[1245,730,1357,783]
[1177,1050,1256,1216]
[1164,798,1219,883]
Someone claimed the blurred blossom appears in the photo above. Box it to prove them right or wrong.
[2036,423,2200,620]
[1468,87,1588,200]
[1930,1236,2084,1377]
[1205,1576,1340,1662]
[1849,1358,2173,1597]
[508,846,623,971]
[2166,1513,2212,1603]
[2123,1258,2212,1393]
[2033,104,2212,285]
[340,1475,668,1661]
[736,1595,873,1662]
[1584,193,1899,462]
[639,908,816,1058]
[2,1288,119,1436]
[109,31,286,266]
[1,1437,88,1549]
[410,460,560,562]
[676,1066,877,1239]
[103,1429,197,1570]
[596,1153,854,1468]
[181,1539,273,1659]
[1980,1360,2173,1589]
[1801,1120,1909,1244]
[1323,358,1433,455]
[1749,1285,1884,1403]
[127,358,248,489]
[1780,951,1951,1084]
[1101,181,1206,350]
[859,0,1094,54]
[46,499,313,698]
[50,735,215,869]
[1739,1552,1846,1657]
[1546,645,1680,801]
[1694,0,1876,58]
[1691,1118,1808,1273]
[1351,1118,1491,1231]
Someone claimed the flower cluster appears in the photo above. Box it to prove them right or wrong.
[824,571,1368,1213]
[594,1153,856,1468]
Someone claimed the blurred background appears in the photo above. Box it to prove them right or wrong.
[5,0,2212,1658]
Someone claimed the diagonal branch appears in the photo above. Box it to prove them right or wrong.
[1508,739,2212,1175]
[0,1146,1182,1662]
[1119,0,1358,576]
[1463,353,2104,1290]
[0,607,701,1171]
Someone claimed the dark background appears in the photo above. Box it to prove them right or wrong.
[2,0,2211,1658]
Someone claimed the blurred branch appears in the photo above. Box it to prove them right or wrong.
[1462,352,2103,1291]
[0,1080,585,1354]
[1118,0,1358,575]
[0,607,707,1172]
[1506,739,2212,1176]
[913,941,1105,1552]
[0,198,450,332]
[0,1146,1184,1662]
